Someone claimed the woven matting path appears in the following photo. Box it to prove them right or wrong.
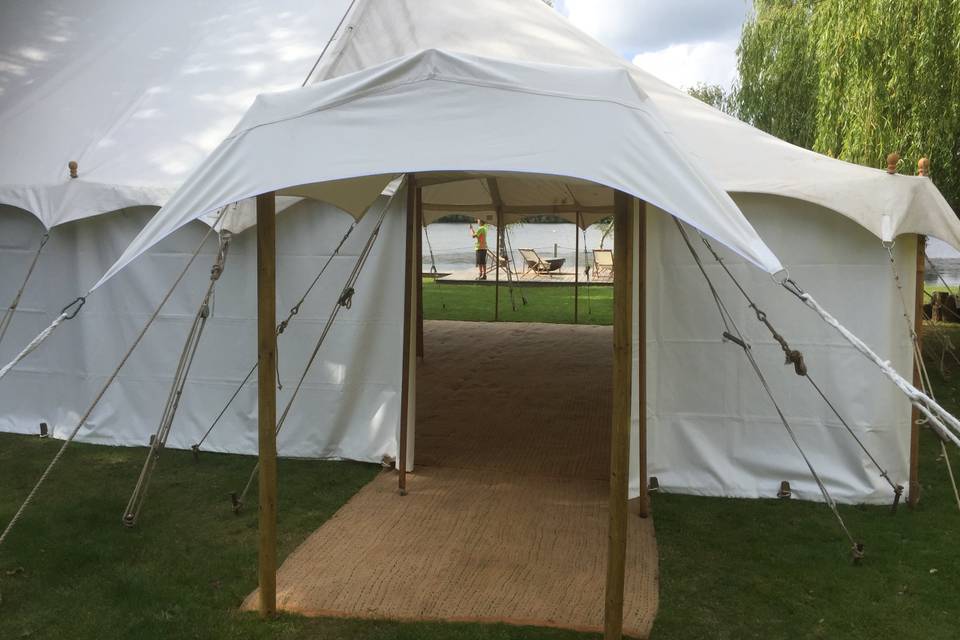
[245,320,658,637]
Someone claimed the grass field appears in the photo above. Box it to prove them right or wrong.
[422,278,613,325]
[1,290,959,639]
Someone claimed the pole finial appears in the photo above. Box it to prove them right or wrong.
[68,160,78,179]
[886,152,900,175]
[918,157,930,177]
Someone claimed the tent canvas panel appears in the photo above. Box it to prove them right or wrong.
[633,194,915,504]
[0,197,405,462]
[2,190,918,504]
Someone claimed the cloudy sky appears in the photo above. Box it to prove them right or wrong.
[553,0,751,90]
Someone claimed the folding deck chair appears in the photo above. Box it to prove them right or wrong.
[592,249,613,280]
[518,248,565,276]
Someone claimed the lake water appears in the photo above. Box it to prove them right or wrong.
[925,237,960,286]
[422,223,611,274]
[421,224,960,286]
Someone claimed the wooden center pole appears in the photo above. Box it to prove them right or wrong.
[909,233,926,507]
[637,200,649,518]
[398,175,416,495]
[256,191,278,617]
[574,214,580,324]
[604,190,634,640]
[416,186,425,359]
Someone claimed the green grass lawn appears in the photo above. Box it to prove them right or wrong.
[2,298,959,638]
[422,278,613,325]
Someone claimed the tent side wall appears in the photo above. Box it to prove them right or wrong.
[632,194,915,505]
[0,200,405,462]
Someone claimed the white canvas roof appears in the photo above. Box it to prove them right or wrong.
[312,0,960,249]
[0,0,352,228]
[2,0,957,249]
[92,48,783,291]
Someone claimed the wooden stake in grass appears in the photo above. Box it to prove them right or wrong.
[604,189,634,640]
[256,191,278,617]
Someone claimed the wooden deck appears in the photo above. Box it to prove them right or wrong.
[434,267,613,285]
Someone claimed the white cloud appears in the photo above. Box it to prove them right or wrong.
[555,0,747,89]
[632,40,739,90]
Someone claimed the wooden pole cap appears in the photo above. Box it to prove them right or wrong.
[886,152,900,174]
[68,160,78,179]
[917,157,930,177]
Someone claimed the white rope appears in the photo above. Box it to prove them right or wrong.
[0,311,69,381]
[786,283,960,449]
[884,243,960,512]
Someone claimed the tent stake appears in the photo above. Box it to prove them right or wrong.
[909,233,926,508]
[604,190,634,640]
[256,192,278,617]
[399,175,416,495]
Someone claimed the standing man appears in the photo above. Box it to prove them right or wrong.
[470,218,489,280]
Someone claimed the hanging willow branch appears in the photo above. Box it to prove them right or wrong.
[734,0,960,211]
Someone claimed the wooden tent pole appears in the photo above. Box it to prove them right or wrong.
[637,201,649,518]
[255,191,278,617]
[909,232,926,507]
[574,213,580,324]
[495,207,502,321]
[416,186,424,359]
[398,175,416,495]
[604,190,634,640]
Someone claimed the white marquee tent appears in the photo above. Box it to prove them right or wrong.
[2,0,960,509]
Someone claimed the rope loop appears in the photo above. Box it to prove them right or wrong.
[60,296,86,320]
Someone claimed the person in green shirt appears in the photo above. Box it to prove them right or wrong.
[470,219,489,280]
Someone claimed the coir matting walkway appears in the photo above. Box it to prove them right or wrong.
[245,320,658,637]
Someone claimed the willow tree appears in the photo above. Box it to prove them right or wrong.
[735,0,960,211]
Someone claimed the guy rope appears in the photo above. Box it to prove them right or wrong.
[231,196,392,512]
[674,219,865,561]
[0,232,49,352]
[122,231,232,527]
[695,229,904,510]
[0,208,228,548]
[884,240,960,513]
[190,219,357,455]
